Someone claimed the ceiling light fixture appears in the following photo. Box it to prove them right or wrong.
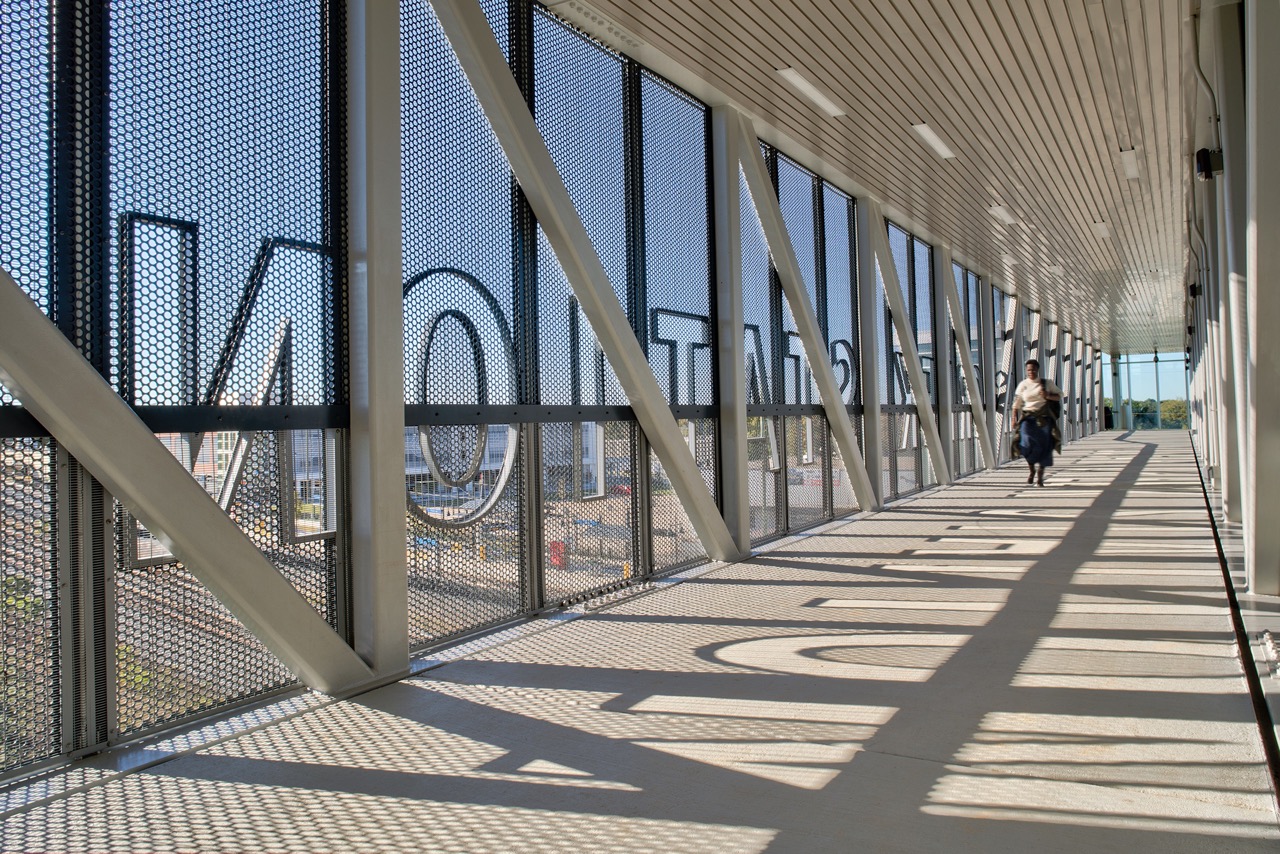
[776,68,845,117]
[1001,253,1018,266]
[1119,149,1140,181]
[988,205,1018,226]
[911,123,956,159]
[1047,264,1065,276]
[1092,221,1111,239]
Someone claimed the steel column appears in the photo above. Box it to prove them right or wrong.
[996,291,1020,454]
[1215,177,1241,519]
[50,0,113,750]
[856,203,884,504]
[711,106,750,553]
[978,277,997,451]
[933,253,956,475]
[345,0,409,678]
[1215,3,1251,528]
[1246,0,1280,594]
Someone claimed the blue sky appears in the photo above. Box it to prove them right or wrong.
[1102,353,1188,402]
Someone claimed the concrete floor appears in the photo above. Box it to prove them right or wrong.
[2,431,1277,852]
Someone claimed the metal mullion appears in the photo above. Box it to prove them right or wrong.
[847,197,862,459]
[811,176,832,518]
[322,0,348,409]
[507,0,544,612]
[622,59,652,576]
[883,291,898,496]
[701,104,722,512]
[940,258,956,473]
[763,146,788,531]
[321,0,352,647]
[51,0,112,755]
[906,236,922,491]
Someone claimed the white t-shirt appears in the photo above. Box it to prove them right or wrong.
[1014,377,1061,413]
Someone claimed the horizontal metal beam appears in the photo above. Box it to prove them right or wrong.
[0,267,373,695]
[744,404,837,417]
[408,404,724,424]
[0,405,352,438]
[0,403,743,437]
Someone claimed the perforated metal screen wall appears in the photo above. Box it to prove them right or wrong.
[0,0,1102,775]
[0,2,59,773]
[401,0,721,622]
[0,0,348,754]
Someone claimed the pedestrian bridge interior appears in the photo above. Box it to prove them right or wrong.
[1,0,1278,851]
[3,433,1276,851]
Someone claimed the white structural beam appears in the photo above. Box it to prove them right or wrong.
[346,0,408,678]
[1081,344,1090,435]
[996,291,1019,453]
[433,0,742,562]
[868,202,952,486]
[978,278,998,451]
[856,203,885,504]
[1078,341,1085,438]
[734,112,880,512]
[0,269,373,695]
[1246,0,1280,594]
[938,245,996,469]
[711,106,750,553]
[932,254,955,476]
[1002,296,1023,439]
[1110,355,1123,430]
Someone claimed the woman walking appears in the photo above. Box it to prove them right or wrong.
[1012,359,1062,485]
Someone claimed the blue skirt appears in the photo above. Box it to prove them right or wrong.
[1019,414,1055,467]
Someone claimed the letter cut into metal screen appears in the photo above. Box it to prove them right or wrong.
[108,0,343,737]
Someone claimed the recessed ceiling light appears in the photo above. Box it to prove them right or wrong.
[1001,253,1018,266]
[911,123,956,159]
[1092,221,1111,239]
[1047,264,1065,276]
[1119,149,1140,181]
[988,205,1018,226]
[776,68,845,117]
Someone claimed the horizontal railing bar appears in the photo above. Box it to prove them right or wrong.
[405,404,721,425]
[405,404,636,424]
[744,404,828,417]
[0,405,350,437]
[0,402,731,437]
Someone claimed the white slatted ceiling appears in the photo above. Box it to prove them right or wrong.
[555,0,1189,355]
